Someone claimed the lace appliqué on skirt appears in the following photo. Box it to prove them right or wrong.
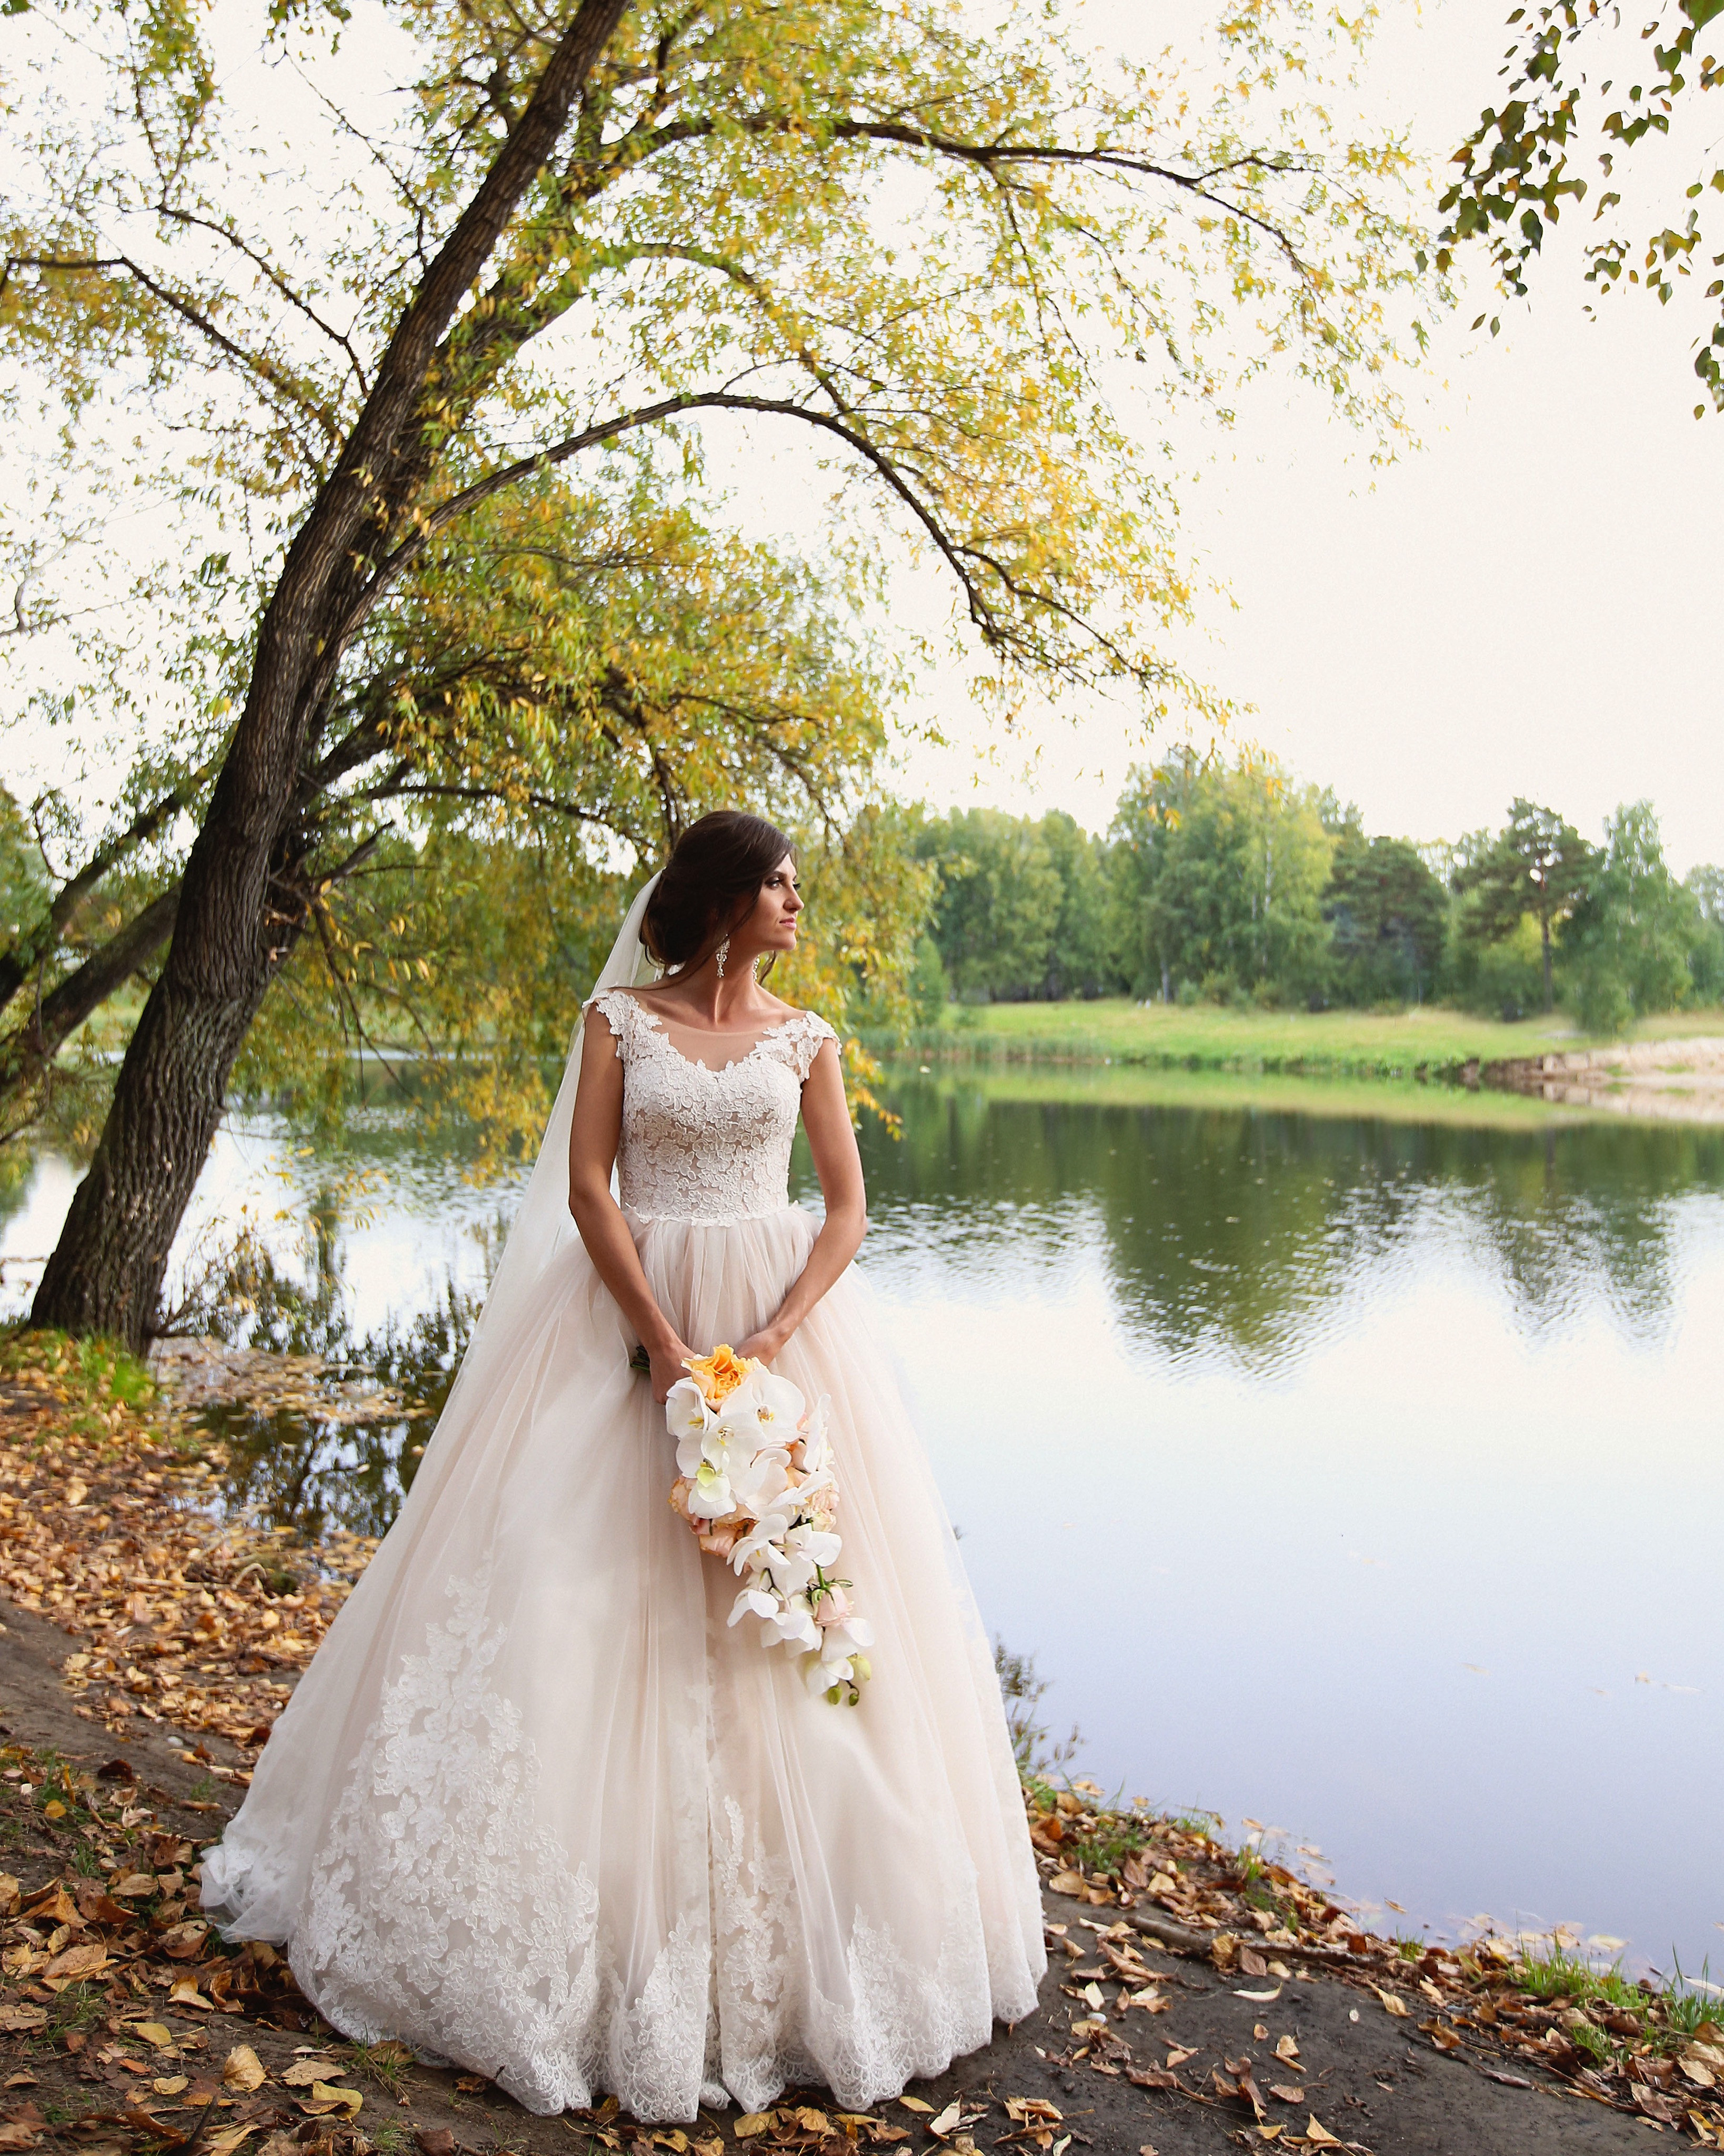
[290,1573,709,2119]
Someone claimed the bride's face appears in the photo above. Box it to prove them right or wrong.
[737,854,803,956]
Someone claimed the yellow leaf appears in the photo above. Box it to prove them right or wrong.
[279,2060,339,2088]
[153,2077,189,2097]
[1374,1985,1409,2017]
[899,2098,936,2113]
[733,2117,773,2140]
[300,2083,362,2119]
[1305,2122,1342,2148]
[221,2045,267,2093]
[204,2125,264,2156]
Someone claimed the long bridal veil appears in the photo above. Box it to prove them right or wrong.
[447,868,661,1403]
[198,872,660,1943]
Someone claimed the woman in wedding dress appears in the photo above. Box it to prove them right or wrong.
[200,810,1045,2123]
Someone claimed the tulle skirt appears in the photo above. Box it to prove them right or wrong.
[201,1204,1046,2121]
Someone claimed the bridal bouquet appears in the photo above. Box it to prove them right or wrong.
[660,1344,874,1705]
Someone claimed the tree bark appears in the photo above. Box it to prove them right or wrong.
[0,886,182,1099]
[32,0,632,1350]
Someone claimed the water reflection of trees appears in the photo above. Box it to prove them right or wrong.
[856,1080,1724,1371]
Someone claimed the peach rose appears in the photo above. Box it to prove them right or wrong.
[684,1343,755,1405]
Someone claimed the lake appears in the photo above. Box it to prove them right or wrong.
[3,1066,1720,1981]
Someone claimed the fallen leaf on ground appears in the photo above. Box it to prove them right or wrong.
[153,2078,189,2097]
[1303,2122,1342,2148]
[298,2083,363,2119]
[203,2125,265,2156]
[220,2044,266,2092]
[733,2117,772,2139]
[1275,2035,1301,2069]
[126,2023,176,2050]
[413,2131,455,2156]
[1373,1986,1409,2018]
[1165,2047,1198,2070]
[0,2009,44,2035]
[928,2105,961,2137]
[279,2061,340,2088]
[898,2097,936,2114]
[1235,1986,1281,2003]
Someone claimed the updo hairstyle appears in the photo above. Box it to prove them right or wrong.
[642,810,796,974]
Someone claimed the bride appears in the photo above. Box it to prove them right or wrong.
[200,810,1046,2122]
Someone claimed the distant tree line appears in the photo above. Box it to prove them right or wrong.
[907,749,1724,1031]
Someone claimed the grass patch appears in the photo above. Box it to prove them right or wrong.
[872,997,1724,1084]
[45,1982,109,2041]
[1513,1939,1647,2011]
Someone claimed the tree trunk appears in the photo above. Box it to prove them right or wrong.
[0,886,182,1102]
[31,931,275,1349]
[29,0,632,1349]
[1541,914,1554,1012]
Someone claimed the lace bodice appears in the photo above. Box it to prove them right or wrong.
[586,990,838,1225]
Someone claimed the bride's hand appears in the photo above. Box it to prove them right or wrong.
[735,1325,788,1367]
[648,1337,698,1405]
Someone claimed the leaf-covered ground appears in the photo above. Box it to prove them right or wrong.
[0,1329,1697,2153]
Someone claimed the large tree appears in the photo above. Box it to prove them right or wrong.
[4,0,1432,1344]
[1439,1,1723,414]
[1109,746,1334,1005]
[1455,797,1597,1012]
[1564,801,1699,1032]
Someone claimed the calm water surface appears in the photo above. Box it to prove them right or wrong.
[2,1071,1719,1975]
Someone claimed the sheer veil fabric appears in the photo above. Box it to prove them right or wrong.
[201,873,1047,2122]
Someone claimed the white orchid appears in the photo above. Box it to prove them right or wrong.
[728,1584,782,1628]
[665,1375,713,1443]
[794,1394,833,1476]
[760,1592,821,1653]
[686,1458,736,1519]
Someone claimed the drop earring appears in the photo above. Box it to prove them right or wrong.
[715,936,729,979]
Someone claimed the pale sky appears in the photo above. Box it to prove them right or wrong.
[893,0,1724,872]
[6,0,1719,872]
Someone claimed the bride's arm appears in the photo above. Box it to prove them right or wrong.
[567,1012,697,1403]
[735,1039,866,1364]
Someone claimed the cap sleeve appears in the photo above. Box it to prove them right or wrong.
[583,988,647,1061]
[778,1010,838,1083]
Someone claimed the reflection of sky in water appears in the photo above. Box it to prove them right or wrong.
[2,1076,1721,1973]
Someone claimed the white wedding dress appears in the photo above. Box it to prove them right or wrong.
[201,914,1046,2123]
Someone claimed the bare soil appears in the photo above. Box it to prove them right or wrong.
[0,1588,1652,2156]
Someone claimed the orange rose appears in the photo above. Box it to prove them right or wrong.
[683,1343,755,1405]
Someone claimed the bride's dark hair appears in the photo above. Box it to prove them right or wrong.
[643,810,796,972]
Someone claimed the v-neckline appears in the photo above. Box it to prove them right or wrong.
[630,1000,799,1075]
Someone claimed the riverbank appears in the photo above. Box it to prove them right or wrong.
[0,1330,1712,2152]
[873,1001,1724,1086]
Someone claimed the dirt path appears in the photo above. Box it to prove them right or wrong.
[0,1592,1652,2156]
